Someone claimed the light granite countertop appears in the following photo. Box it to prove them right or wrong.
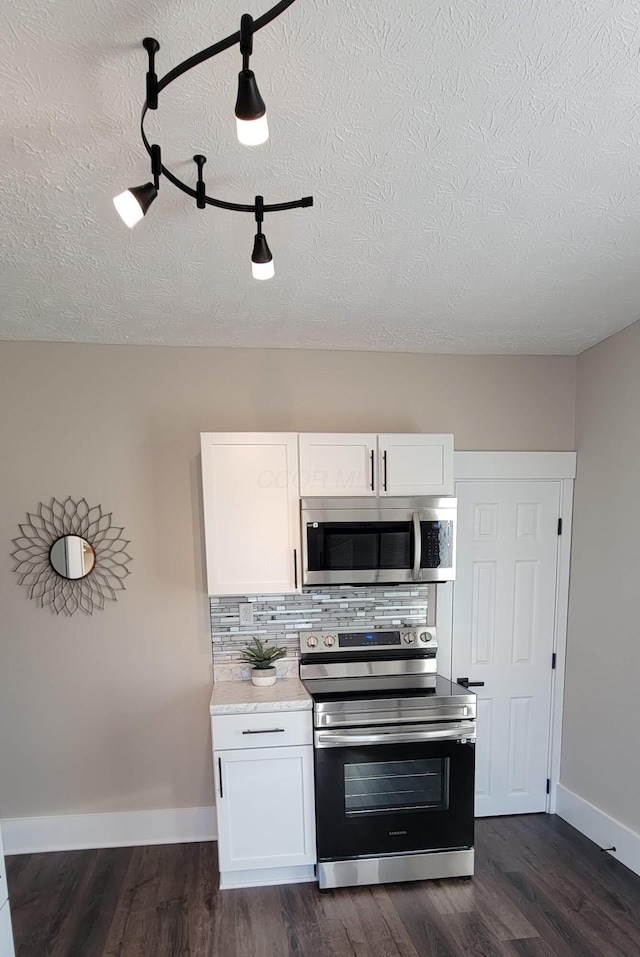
[209,676,312,715]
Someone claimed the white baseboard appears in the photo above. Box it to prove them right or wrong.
[556,784,640,879]
[1,806,216,855]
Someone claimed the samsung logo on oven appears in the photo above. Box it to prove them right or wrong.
[389,830,408,837]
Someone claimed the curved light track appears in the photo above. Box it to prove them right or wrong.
[138,0,312,215]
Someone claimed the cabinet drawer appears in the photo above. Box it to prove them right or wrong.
[212,710,312,751]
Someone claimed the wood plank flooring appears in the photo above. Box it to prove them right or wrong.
[7,814,640,957]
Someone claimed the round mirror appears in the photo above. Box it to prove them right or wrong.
[49,536,96,580]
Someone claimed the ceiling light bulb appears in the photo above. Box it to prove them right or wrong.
[113,182,157,228]
[235,70,268,146]
[251,232,274,280]
[252,258,275,280]
[236,114,269,147]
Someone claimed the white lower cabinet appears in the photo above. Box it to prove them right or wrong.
[212,710,316,889]
[0,901,14,957]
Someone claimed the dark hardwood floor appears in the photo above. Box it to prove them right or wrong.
[7,814,640,957]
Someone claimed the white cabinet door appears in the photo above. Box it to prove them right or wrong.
[215,745,316,873]
[201,433,301,595]
[0,901,14,957]
[298,433,377,496]
[378,434,454,496]
[452,480,560,816]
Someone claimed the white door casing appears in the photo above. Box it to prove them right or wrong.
[0,901,15,957]
[452,480,561,816]
[0,826,7,910]
[0,824,14,957]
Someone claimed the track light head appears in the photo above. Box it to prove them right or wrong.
[113,182,158,228]
[235,70,268,146]
[251,232,274,280]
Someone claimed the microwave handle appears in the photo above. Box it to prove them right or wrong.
[412,512,422,581]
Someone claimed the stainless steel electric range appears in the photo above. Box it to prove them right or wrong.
[299,626,476,890]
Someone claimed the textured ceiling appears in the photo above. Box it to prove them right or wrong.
[1,0,640,354]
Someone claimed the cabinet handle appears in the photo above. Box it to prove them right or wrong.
[383,451,388,492]
[370,450,375,491]
[218,756,223,798]
[242,728,286,734]
[293,549,298,589]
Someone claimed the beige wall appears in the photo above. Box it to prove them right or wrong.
[562,318,640,832]
[0,342,575,819]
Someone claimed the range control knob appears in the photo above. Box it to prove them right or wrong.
[419,631,432,643]
[324,635,336,647]
[306,635,318,648]
[403,632,416,644]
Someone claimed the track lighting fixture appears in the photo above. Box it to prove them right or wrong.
[114,2,313,278]
[235,14,269,146]
[113,144,161,228]
[251,196,275,280]
[113,183,157,228]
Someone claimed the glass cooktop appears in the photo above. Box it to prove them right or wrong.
[301,674,472,704]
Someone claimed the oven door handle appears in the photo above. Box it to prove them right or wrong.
[315,722,476,748]
[412,512,422,581]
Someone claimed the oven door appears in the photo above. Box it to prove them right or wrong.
[314,723,474,861]
[302,500,456,585]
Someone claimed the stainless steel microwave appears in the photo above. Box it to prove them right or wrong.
[301,497,456,586]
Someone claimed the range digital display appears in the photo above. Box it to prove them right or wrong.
[338,631,401,648]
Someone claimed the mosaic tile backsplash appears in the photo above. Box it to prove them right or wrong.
[210,586,430,661]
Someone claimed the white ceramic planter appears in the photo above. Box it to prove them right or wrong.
[251,667,277,687]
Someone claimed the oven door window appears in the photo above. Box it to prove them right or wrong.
[344,757,449,816]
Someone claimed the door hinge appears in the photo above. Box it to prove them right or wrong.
[546,778,551,795]
[557,518,563,535]
[551,652,557,670]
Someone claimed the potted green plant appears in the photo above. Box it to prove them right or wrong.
[240,637,287,687]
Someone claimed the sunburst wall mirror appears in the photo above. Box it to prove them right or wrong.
[11,497,132,616]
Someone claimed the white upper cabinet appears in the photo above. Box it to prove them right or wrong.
[299,433,454,498]
[298,433,377,497]
[201,432,301,596]
[378,434,454,496]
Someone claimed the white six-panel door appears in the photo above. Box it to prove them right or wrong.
[452,480,560,816]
